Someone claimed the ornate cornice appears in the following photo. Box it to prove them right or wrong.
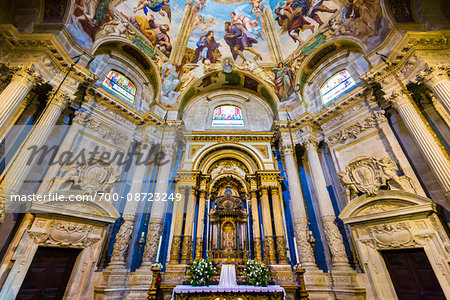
[324,109,387,146]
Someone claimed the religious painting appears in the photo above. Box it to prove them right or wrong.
[212,105,244,127]
[269,0,339,59]
[320,69,356,105]
[66,0,189,57]
[187,1,272,64]
[101,70,136,104]
[269,0,389,59]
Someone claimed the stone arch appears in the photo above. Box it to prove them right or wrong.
[193,143,265,173]
[178,69,279,115]
[89,39,161,105]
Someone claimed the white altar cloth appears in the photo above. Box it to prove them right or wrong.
[172,285,286,295]
[172,264,285,299]
[219,264,238,287]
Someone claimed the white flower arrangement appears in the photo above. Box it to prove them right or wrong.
[188,259,216,286]
[244,260,270,287]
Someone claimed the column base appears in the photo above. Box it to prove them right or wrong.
[163,263,189,286]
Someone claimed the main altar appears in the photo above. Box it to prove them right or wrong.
[172,265,285,300]
[162,169,306,299]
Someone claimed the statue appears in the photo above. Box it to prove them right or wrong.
[337,171,358,201]
[376,157,407,191]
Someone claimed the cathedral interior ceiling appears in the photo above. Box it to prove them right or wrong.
[52,0,397,114]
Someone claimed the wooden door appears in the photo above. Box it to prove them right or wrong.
[381,248,445,300]
[16,247,80,300]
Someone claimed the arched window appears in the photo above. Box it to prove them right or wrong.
[212,105,244,127]
[320,70,356,105]
[102,70,136,104]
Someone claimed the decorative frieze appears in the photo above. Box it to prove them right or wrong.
[28,219,101,248]
[325,110,387,146]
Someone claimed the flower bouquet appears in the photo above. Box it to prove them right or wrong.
[243,260,270,287]
[188,259,216,286]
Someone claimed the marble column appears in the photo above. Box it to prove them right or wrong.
[2,91,70,196]
[0,66,40,132]
[109,214,136,267]
[260,187,276,264]
[194,191,206,260]
[141,145,175,265]
[169,186,186,263]
[109,153,149,268]
[389,90,450,200]
[420,66,450,116]
[281,143,319,271]
[270,187,288,264]
[303,138,351,271]
[181,188,197,263]
[250,190,263,261]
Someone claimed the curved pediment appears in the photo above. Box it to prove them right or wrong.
[27,199,120,224]
[339,190,436,224]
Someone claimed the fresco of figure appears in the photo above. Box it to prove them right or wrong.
[195,31,221,63]
[133,0,172,21]
[341,0,382,41]
[274,4,315,45]
[231,11,264,40]
[70,0,114,46]
[224,21,262,62]
[186,0,208,12]
[272,62,301,108]
[248,0,264,19]
[161,61,182,106]
[192,15,216,32]
[127,14,172,55]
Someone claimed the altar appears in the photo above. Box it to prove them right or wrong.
[172,265,286,300]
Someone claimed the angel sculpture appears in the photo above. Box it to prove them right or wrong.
[133,0,172,21]
[340,0,382,42]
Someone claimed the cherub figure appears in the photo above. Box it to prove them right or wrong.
[377,157,406,190]
[338,171,359,200]
[133,0,172,21]
[248,0,264,19]
[186,0,208,12]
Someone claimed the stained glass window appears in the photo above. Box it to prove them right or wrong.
[212,105,244,127]
[102,70,136,104]
[320,70,356,105]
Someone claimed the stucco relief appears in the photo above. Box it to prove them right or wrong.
[338,156,415,201]
[28,219,101,248]
[48,158,120,194]
[210,160,247,179]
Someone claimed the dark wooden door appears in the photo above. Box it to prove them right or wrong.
[381,248,446,300]
[16,247,80,300]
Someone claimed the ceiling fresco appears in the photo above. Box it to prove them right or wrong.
[185,2,272,63]
[65,0,391,110]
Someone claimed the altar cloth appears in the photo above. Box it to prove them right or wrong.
[172,285,286,299]
[219,264,238,287]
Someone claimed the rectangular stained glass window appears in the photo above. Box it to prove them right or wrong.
[102,70,136,104]
[320,70,356,105]
[212,105,244,127]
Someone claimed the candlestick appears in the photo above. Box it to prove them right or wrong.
[293,237,300,264]
[156,235,162,262]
